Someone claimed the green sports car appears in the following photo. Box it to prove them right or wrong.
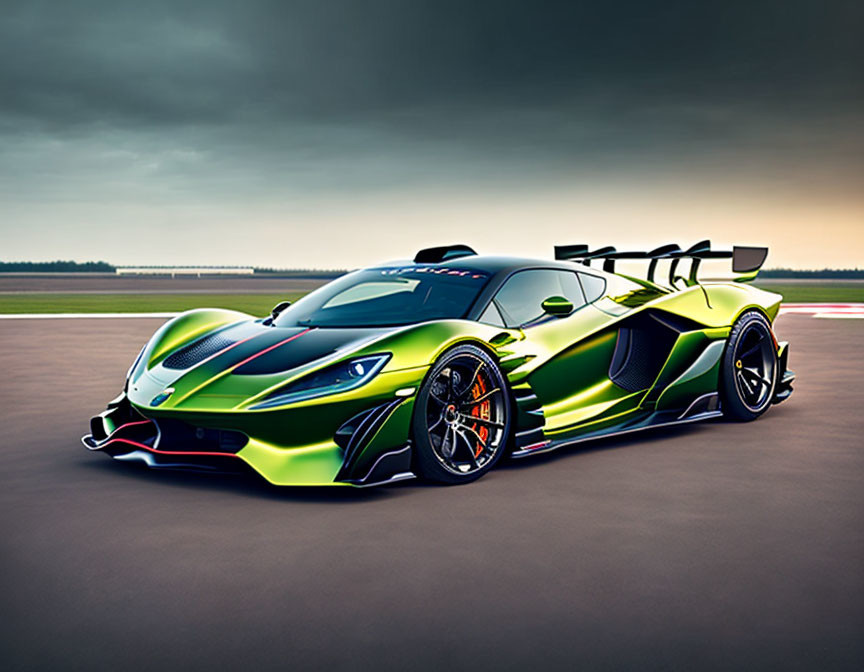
[84,242,794,487]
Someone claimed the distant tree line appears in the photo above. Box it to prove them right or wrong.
[0,261,345,276]
[760,268,864,279]
[253,268,346,278]
[0,260,116,272]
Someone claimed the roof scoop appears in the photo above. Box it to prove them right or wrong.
[414,245,477,264]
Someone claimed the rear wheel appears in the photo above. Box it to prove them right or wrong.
[721,311,778,421]
[411,344,511,484]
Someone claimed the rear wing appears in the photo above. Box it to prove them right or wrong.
[554,240,768,286]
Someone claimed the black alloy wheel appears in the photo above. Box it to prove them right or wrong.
[411,344,511,484]
[721,311,778,421]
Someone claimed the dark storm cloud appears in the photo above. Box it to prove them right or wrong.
[2,0,862,131]
[1,1,861,269]
[0,0,861,210]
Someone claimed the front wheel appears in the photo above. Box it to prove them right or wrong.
[720,311,778,421]
[411,344,512,484]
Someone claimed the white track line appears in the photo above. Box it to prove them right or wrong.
[0,312,180,319]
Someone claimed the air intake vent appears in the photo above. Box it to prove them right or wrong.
[153,418,249,454]
[163,333,238,369]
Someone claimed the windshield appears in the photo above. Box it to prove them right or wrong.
[273,266,490,328]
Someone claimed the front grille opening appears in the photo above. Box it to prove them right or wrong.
[155,419,249,454]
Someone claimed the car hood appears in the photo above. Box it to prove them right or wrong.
[127,317,392,411]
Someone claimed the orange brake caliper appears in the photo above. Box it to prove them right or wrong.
[470,375,490,457]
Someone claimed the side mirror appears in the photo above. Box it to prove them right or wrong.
[541,295,574,317]
[270,301,291,319]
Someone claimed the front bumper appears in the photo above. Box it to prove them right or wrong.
[83,395,252,474]
[83,394,415,487]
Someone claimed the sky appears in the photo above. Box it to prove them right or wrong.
[1,0,862,269]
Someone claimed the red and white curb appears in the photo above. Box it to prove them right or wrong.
[779,304,864,319]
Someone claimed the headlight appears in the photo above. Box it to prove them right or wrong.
[250,354,391,409]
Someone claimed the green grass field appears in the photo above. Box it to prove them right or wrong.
[0,283,861,314]
[0,293,301,315]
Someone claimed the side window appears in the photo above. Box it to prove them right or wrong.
[478,301,506,327]
[578,273,606,303]
[492,270,586,328]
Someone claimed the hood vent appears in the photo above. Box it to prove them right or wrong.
[163,333,239,370]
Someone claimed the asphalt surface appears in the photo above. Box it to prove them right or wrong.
[1,315,862,671]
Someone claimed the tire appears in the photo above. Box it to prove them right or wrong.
[720,311,778,421]
[411,344,512,484]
